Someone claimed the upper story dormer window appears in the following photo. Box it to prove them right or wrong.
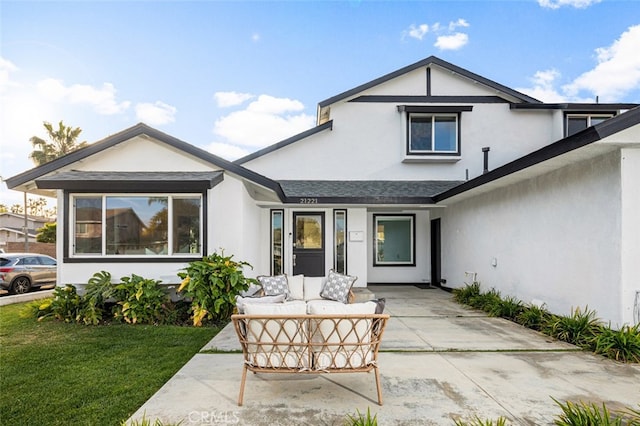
[398,105,471,162]
[409,114,458,154]
[566,113,614,137]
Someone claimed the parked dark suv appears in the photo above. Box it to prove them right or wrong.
[0,254,57,295]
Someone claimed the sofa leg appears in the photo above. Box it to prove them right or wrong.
[374,367,383,406]
[238,366,248,406]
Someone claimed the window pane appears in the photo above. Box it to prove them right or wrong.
[173,197,200,254]
[106,196,168,255]
[567,117,588,136]
[375,216,413,265]
[590,116,609,126]
[434,116,457,152]
[271,211,283,275]
[410,116,432,152]
[334,210,346,274]
[295,215,322,249]
[75,197,102,254]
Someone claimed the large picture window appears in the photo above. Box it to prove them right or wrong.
[373,214,415,266]
[408,114,458,154]
[72,194,201,257]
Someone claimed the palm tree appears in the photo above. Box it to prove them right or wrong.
[29,121,87,166]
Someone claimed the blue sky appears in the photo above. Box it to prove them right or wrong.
[1,0,639,208]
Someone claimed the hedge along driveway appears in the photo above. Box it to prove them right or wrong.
[0,302,219,426]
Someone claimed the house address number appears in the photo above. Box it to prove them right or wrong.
[299,198,318,204]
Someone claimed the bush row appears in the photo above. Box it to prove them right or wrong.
[452,282,640,363]
[24,251,257,327]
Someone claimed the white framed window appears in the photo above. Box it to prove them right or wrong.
[373,214,415,266]
[408,114,458,155]
[565,113,614,137]
[71,194,202,257]
[334,210,347,274]
[270,210,284,275]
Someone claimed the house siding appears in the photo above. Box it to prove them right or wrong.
[437,150,624,325]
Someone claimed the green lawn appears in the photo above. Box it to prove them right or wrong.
[0,301,219,426]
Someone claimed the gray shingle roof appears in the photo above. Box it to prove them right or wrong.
[279,180,464,204]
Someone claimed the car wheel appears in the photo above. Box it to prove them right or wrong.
[11,277,31,294]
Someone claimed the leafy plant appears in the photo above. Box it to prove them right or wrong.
[113,274,171,325]
[121,412,183,426]
[552,398,640,425]
[345,407,378,426]
[516,304,552,331]
[470,288,502,312]
[454,416,508,426]
[547,306,601,347]
[178,251,257,326]
[489,296,524,320]
[453,282,482,305]
[592,323,640,363]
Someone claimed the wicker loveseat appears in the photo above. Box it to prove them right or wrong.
[231,300,389,406]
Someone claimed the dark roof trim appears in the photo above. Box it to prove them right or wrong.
[352,95,509,104]
[282,195,438,204]
[35,171,224,192]
[6,123,286,201]
[434,106,640,202]
[318,56,541,108]
[234,121,333,165]
[397,105,473,113]
[510,103,638,111]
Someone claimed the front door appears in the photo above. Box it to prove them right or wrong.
[293,212,325,277]
[430,218,442,287]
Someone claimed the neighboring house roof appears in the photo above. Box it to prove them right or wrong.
[317,56,543,109]
[36,171,224,192]
[434,106,640,203]
[0,227,38,238]
[6,123,286,200]
[279,180,464,204]
[0,212,52,224]
[235,121,333,165]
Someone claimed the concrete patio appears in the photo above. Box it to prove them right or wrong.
[129,285,640,425]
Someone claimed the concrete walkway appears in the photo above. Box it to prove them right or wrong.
[129,285,640,425]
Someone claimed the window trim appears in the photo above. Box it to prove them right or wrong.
[564,112,615,137]
[270,209,284,275]
[333,209,347,274]
[64,191,206,263]
[373,214,416,267]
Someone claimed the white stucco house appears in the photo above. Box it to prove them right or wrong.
[7,56,640,326]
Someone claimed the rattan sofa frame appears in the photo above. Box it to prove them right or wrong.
[231,313,389,406]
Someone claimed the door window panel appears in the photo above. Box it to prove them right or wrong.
[295,215,323,249]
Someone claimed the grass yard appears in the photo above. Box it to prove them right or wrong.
[0,301,219,426]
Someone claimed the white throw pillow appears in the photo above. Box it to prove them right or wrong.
[303,277,325,301]
[235,293,286,314]
[287,274,305,300]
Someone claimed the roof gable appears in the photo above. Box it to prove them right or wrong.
[6,123,285,199]
[318,56,542,109]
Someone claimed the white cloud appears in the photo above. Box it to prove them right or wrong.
[206,142,251,161]
[562,24,640,102]
[213,94,314,149]
[516,25,640,103]
[407,24,429,41]
[0,57,19,93]
[435,33,469,51]
[135,101,177,125]
[37,78,130,114]
[449,18,469,31]
[214,91,254,108]
[516,69,568,102]
[538,0,601,9]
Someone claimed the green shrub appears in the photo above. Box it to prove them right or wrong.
[547,306,601,347]
[345,407,378,426]
[178,251,258,326]
[470,288,502,313]
[489,296,525,320]
[552,398,640,425]
[453,282,481,305]
[592,323,640,363]
[516,304,552,331]
[454,416,508,426]
[41,285,83,322]
[113,274,172,325]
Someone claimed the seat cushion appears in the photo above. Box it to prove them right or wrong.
[235,293,286,314]
[287,274,305,300]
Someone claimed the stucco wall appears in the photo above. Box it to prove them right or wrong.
[438,150,625,325]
